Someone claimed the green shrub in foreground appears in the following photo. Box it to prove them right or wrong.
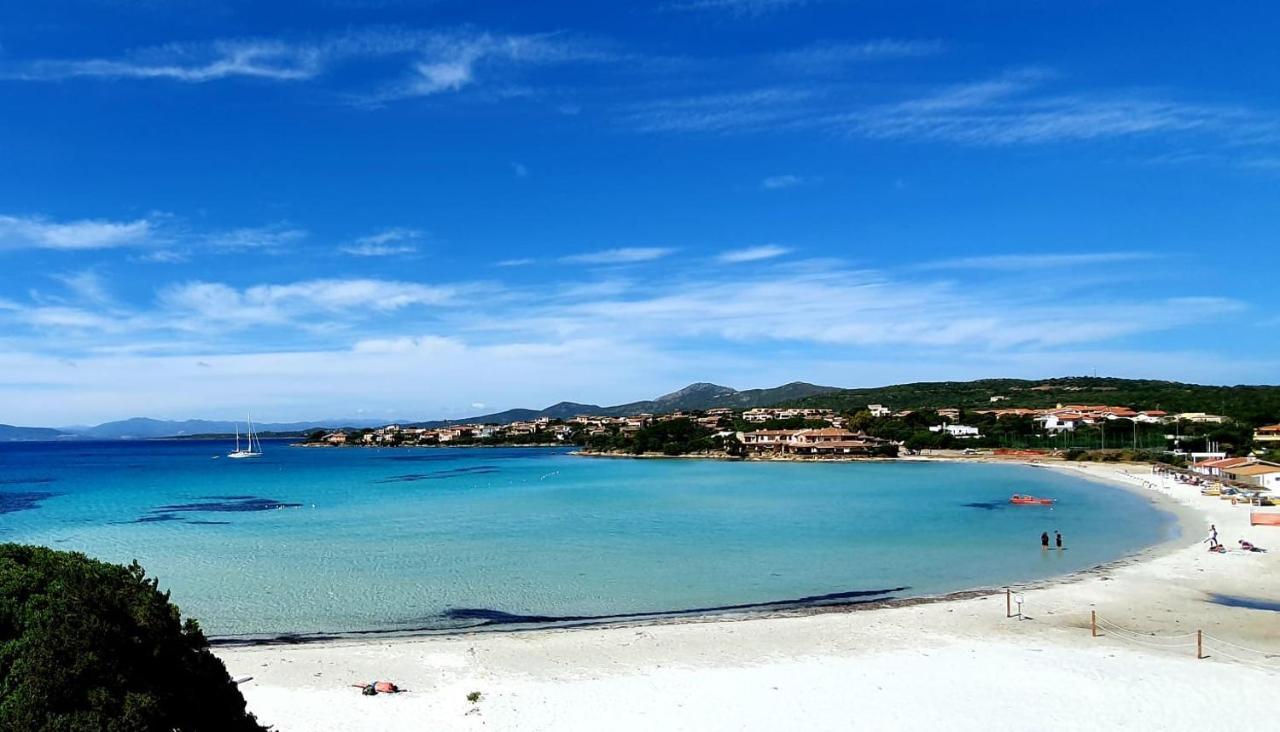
[0,543,264,732]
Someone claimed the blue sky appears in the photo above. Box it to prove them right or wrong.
[1,0,1277,425]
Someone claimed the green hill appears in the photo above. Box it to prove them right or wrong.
[784,377,1280,425]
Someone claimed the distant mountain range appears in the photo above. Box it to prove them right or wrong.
[0,417,389,442]
[0,424,70,441]
[407,382,841,427]
[4,377,1277,441]
[0,382,839,441]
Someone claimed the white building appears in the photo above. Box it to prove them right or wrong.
[929,424,981,439]
[1173,412,1226,424]
[1225,462,1280,490]
[867,404,891,417]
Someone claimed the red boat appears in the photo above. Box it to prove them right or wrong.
[1010,494,1055,505]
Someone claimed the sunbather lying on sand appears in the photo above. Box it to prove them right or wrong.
[1238,540,1266,553]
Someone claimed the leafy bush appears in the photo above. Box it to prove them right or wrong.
[0,544,263,732]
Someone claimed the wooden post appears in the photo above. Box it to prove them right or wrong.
[1197,630,1204,659]
[1006,588,1012,618]
[1091,610,1097,637]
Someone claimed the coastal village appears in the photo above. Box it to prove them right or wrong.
[305,404,1280,491]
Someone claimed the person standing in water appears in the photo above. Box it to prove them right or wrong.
[1055,531,1063,549]
[1041,531,1050,549]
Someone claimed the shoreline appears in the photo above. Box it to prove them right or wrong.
[207,459,1193,648]
[205,457,1185,648]
[216,460,1280,730]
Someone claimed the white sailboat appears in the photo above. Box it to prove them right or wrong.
[228,413,264,459]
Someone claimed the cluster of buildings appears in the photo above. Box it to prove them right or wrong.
[573,409,731,434]
[741,407,842,424]
[970,404,1232,432]
[318,409,739,446]
[313,403,1275,458]
[1191,456,1280,490]
[737,427,890,456]
[320,418,576,446]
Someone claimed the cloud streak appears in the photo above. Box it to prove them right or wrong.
[918,252,1155,271]
[340,228,423,256]
[0,214,152,250]
[668,0,818,16]
[760,174,810,189]
[620,69,1280,154]
[8,27,610,105]
[19,40,326,82]
[718,245,791,263]
[561,247,675,264]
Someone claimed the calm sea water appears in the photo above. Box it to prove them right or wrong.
[0,441,1176,640]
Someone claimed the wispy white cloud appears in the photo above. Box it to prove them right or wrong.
[353,31,612,104]
[8,27,610,106]
[53,270,113,305]
[135,249,189,264]
[340,227,423,256]
[718,245,791,263]
[0,214,152,250]
[0,214,310,257]
[16,39,325,82]
[918,252,1155,271]
[205,225,307,252]
[496,258,536,267]
[485,267,1244,351]
[621,68,1280,155]
[159,277,466,328]
[769,39,945,70]
[620,88,816,134]
[760,174,813,189]
[668,0,817,16]
[23,306,128,332]
[561,247,675,264]
[833,71,1275,147]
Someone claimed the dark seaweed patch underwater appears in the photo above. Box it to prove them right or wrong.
[129,495,303,525]
[0,490,60,515]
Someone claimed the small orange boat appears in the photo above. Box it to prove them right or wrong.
[1010,494,1055,505]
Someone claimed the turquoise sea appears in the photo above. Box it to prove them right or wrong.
[0,441,1177,641]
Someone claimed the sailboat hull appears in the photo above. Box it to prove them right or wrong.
[227,451,261,459]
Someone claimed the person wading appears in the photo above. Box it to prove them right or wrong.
[1041,531,1050,550]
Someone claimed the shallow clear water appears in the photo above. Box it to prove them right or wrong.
[0,441,1177,639]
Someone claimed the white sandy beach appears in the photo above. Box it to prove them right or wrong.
[216,462,1280,731]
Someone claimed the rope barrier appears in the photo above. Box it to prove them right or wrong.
[1093,616,1197,642]
[1090,614,1280,667]
[1202,634,1280,659]
[1199,644,1280,672]
[1097,631,1200,652]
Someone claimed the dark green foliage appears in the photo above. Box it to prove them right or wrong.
[0,544,263,732]
[787,377,1280,425]
[586,419,720,456]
